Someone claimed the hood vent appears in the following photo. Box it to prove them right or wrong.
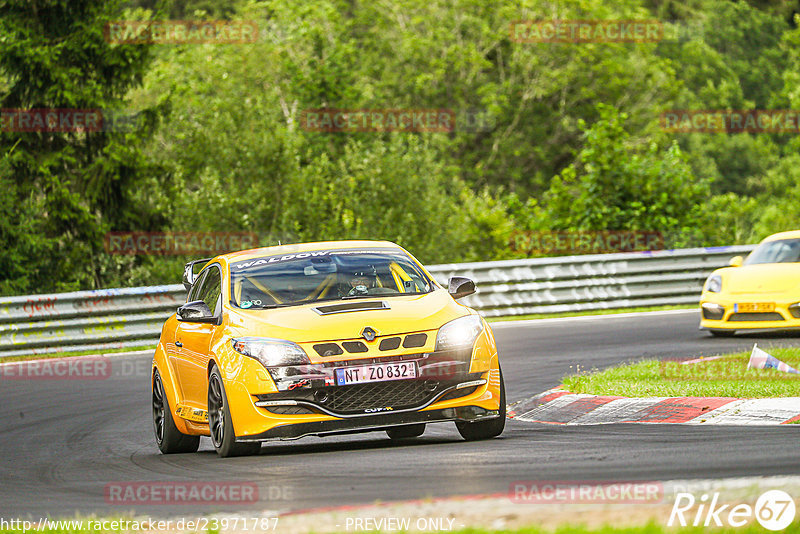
[313,301,390,315]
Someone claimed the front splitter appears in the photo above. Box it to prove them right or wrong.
[238,406,498,442]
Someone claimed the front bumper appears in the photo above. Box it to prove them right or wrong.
[699,294,800,331]
[220,325,502,440]
[230,368,500,442]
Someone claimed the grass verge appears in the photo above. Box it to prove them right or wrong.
[563,347,800,398]
[486,304,695,322]
[451,525,790,533]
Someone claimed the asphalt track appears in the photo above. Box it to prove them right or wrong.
[2,309,800,519]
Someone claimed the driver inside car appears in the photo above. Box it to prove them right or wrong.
[346,270,374,296]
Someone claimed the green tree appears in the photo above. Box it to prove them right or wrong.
[656,0,790,197]
[0,0,158,294]
[540,104,709,245]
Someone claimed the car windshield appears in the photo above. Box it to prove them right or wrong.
[744,238,800,265]
[229,248,434,308]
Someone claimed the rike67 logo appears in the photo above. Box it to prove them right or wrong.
[669,490,796,531]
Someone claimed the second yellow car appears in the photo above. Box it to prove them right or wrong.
[700,230,800,336]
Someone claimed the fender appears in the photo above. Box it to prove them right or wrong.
[152,340,195,435]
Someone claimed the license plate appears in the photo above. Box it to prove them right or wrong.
[735,302,775,312]
[334,361,417,386]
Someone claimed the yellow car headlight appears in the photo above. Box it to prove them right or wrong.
[435,315,484,351]
[704,274,722,293]
[232,337,311,367]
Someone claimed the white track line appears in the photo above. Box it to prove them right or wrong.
[567,397,667,425]
[688,398,800,425]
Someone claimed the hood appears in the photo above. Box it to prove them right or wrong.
[723,263,800,294]
[226,289,468,342]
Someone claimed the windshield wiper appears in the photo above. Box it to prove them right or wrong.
[240,302,299,309]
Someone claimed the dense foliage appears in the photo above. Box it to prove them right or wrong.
[2,0,799,294]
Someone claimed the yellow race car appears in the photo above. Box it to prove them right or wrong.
[700,230,800,336]
[152,240,504,457]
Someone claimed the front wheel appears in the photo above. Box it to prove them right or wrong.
[152,370,200,454]
[208,365,261,458]
[456,369,506,441]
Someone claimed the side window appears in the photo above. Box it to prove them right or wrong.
[198,267,222,316]
[188,269,208,302]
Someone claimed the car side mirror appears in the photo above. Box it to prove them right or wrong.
[448,276,476,300]
[729,255,743,267]
[177,300,216,323]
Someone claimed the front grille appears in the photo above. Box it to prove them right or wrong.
[403,333,427,348]
[314,343,343,357]
[257,379,441,414]
[324,380,436,413]
[790,306,800,319]
[728,312,785,322]
[379,337,401,350]
[342,341,368,353]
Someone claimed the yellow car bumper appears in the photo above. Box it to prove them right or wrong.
[700,292,800,331]
[226,367,502,441]
[209,329,502,442]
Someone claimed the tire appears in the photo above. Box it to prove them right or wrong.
[456,368,506,441]
[152,370,200,454]
[386,424,425,440]
[709,329,736,337]
[208,365,261,458]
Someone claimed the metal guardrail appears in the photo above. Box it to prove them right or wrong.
[0,245,755,358]
[428,245,756,317]
[0,286,186,358]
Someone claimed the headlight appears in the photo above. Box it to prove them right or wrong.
[704,274,722,293]
[435,315,484,351]
[231,337,311,367]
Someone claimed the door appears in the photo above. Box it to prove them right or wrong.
[175,265,222,407]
